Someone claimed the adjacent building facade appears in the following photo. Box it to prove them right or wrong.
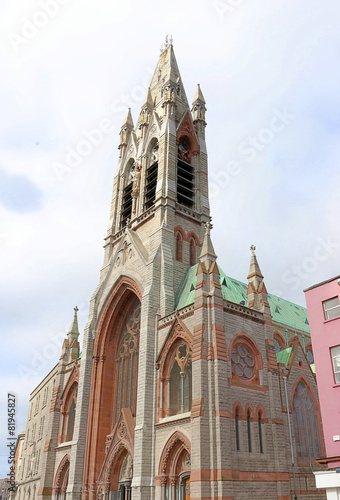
[15,42,327,500]
[305,277,340,499]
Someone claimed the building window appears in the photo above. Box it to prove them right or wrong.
[38,416,45,440]
[169,343,192,415]
[59,384,78,444]
[293,379,322,463]
[115,299,141,422]
[232,344,255,380]
[274,338,282,352]
[121,182,133,227]
[177,141,194,208]
[144,144,158,209]
[189,238,196,266]
[323,296,340,320]
[247,410,252,452]
[306,347,314,364]
[331,346,340,383]
[258,413,264,454]
[235,409,240,451]
[175,232,183,262]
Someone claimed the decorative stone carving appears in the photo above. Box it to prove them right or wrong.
[119,453,133,482]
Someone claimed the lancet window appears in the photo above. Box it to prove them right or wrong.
[168,342,192,415]
[114,299,141,422]
[144,143,158,209]
[121,163,135,228]
[59,383,77,444]
[293,379,322,464]
[175,232,183,262]
[177,139,194,208]
[189,237,196,266]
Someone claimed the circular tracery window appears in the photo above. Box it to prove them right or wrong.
[231,344,255,379]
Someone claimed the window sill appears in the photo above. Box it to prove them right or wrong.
[333,383,340,389]
[56,440,76,449]
[324,316,340,324]
[158,412,191,425]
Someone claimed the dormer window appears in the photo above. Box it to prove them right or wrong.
[177,140,194,208]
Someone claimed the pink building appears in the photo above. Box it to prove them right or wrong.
[305,276,340,499]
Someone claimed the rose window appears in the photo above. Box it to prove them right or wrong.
[231,344,255,380]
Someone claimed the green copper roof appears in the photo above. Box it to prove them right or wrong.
[276,347,293,366]
[175,264,310,333]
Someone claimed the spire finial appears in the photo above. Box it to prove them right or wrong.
[250,244,256,254]
[74,306,79,315]
[204,220,213,235]
[161,34,173,53]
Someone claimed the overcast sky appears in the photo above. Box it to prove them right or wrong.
[1,0,340,478]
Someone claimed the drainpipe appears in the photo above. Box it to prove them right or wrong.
[283,374,298,500]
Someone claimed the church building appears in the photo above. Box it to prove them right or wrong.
[15,41,326,500]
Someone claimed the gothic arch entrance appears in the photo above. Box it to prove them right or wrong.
[117,453,133,500]
[83,278,142,500]
[158,431,191,500]
[53,455,70,500]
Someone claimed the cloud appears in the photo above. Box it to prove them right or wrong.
[0,167,43,213]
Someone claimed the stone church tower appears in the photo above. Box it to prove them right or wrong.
[15,41,326,500]
[67,40,213,500]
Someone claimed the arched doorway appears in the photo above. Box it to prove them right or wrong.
[53,455,70,500]
[158,432,191,500]
[117,453,133,500]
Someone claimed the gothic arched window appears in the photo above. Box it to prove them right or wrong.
[59,383,77,444]
[177,139,194,208]
[235,408,240,451]
[121,162,135,228]
[168,342,192,416]
[247,410,252,452]
[145,143,159,209]
[115,299,141,421]
[258,412,264,454]
[175,232,183,262]
[189,237,196,266]
[306,344,314,364]
[293,379,322,464]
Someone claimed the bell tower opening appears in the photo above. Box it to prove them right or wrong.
[144,143,159,210]
[177,139,194,208]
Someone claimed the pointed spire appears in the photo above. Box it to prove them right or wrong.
[191,84,207,135]
[147,40,190,117]
[247,246,269,313]
[118,109,134,158]
[142,87,154,109]
[192,84,206,106]
[247,245,264,286]
[199,221,217,270]
[67,306,80,341]
[122,108,134,129]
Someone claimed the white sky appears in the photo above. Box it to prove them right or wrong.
[1,0,340,477]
